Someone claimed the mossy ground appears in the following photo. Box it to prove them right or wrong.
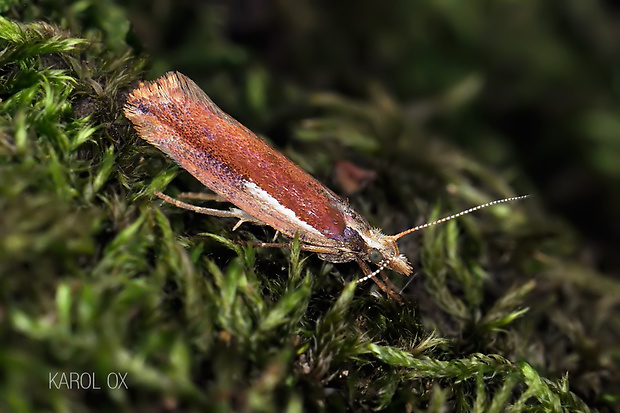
[1,1,619,412]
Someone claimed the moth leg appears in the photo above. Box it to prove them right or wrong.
[154,191,264,226]
[244,242,339,254]
[177,192,228,203]
[298,244,341,254]
[357,259,403,303]
[399,270,418,295]
[244,241,293,249]
[232,216,267,231]
[379,271,403,302]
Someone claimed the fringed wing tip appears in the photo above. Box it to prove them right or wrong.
[124,72,218,120]
[125,71,179,103]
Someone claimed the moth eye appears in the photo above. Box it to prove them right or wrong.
[369,249,383,264]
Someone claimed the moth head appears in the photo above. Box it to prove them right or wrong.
[361,228,412,276]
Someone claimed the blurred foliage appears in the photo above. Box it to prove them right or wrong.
[1,0,619,412]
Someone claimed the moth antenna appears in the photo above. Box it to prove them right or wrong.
[390,194,531,241]
[357,258,391,284]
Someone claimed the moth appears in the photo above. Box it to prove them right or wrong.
[124,72,527,300]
